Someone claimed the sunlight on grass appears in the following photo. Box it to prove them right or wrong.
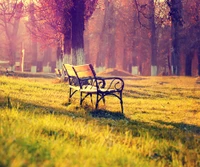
[0,76,200,167]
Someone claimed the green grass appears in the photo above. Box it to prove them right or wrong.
[0,75,200,167]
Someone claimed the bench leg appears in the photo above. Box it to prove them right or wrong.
[69,88,72,102]
[120,93,123,113]
[120,100,123,113]
[102,96,105,105]
[69,88,78,103]
[95,94,99,110]
[79,93,93,106]
[80,92,83,106]
[90,94,93,104]
[94,94,106,110]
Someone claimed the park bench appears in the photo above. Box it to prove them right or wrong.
[55,68,63,79]
[0,61,14,76]
[0,67,14,76]
[55,68,68,81]
[63,64,124,113]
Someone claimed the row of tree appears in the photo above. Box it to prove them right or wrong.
[84,0,200,75]
[0,0,199,76]
[0,0,97,71]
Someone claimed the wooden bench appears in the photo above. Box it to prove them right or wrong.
[55,68,68,81]
[63,64,124,113]
[0,67,14,76]
[55,68,62,79]
[0,61,14,76]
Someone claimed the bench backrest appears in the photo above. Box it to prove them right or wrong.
[63,64,79,86]
[72,64,96,78]
[72,64,97,88]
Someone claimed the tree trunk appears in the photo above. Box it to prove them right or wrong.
[6,5,23,68]
[8,40,16,67]
[185,51,193,76]
[106,33,116,68]
[29,3,37,70]
[57,44,63,69]
[105,1,116,68]
[43,47,52,66]
[84,21,89,64]
[71,0,85,65]
[171,23,181,75]
[63,29,72,64]
[96,0,116,68]
[167,40,172,75]
[170,0,183,75]
[132,12,138,68]
[63,2,72,64]
[96,0,109,68]
[149,0,157,76]
[31,40,38,66]
[167,53,172,75]
[130,12,139,75]
[198,47,200,76]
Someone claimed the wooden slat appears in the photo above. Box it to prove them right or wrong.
[73,64,91,72]
[55,68,60,74]
[63,64,76,76]
[67,69,76,76]
[73,64,95,78]
[76,70,94,78]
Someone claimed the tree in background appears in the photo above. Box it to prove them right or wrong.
[1,0,197,75]
[198,47,200,76]
[149,0,157,76]
[26,0,72,69]
[0,0,24,68]
[167,0,183,75]
[182,0,200,76]
[96,0,116,69]
[28,3,38,71]
[155,1,171,75]
[63,0,98,65]
[132,0,162,75]
[26,0,98,66]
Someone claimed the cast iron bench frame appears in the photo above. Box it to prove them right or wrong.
[63,64,124,113]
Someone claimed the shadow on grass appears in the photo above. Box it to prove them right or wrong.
[1,94,200,152]
[156,120,200,135]
[89,109,126,120]
[124,88,171,99]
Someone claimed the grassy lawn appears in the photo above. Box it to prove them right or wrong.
[0,75,200,167]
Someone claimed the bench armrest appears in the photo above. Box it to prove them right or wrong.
[95,77,106,88]
[96,77,124,91]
